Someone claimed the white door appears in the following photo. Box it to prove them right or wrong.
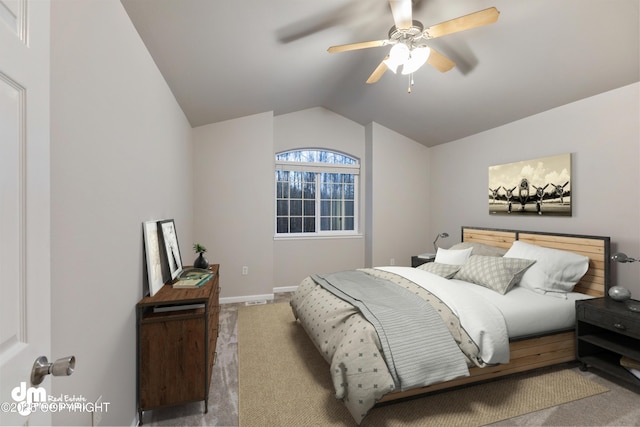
[0,1,51,426]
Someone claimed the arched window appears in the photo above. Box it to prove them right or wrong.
[275,149,360,236]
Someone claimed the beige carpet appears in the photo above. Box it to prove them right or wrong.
[238,302,609,427]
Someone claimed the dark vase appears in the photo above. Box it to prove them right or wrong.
[194,253,209,269]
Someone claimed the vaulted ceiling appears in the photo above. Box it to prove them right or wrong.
[121,0,639,147]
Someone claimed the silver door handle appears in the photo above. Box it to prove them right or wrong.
[31,355,75,386]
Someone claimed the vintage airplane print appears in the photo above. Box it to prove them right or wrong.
[489,153,571,216]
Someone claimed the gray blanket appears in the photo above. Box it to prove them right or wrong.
[311,270,469,391]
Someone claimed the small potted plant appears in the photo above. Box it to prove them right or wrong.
[193,243,210,269]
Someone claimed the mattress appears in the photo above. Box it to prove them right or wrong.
[449,278,593,338]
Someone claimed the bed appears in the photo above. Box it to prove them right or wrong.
[289,226,610,424]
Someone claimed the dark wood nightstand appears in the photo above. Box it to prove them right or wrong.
[575,297,640,387]
[136,265,221,423]
[411,255,435,268]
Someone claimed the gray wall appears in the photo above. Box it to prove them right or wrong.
[193,107,432,298]
[193,112,276,300]
[429,83,640,297]
[50,1,193,425]
[192,87,639,302]
[366,122,431,267]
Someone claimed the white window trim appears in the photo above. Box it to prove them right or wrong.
[273,233,363,241]
[274,151,360,237]
[274,160,360,174]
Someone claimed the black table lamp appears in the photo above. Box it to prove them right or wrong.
[433,232,449,251]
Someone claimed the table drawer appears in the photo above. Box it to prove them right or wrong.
[581,306,640,339]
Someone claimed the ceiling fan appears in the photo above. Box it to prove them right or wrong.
[327,0,500,88]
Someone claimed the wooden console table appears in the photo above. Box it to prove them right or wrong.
[136,264,220,424]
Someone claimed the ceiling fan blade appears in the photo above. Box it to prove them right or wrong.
[327,40,390,53]
[424,7,500,39]
[276,2,359,44]
[389,0,413,30]
[426,47,455,72]
[366,57,389,84]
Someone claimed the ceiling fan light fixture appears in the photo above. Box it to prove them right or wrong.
[383,43,410,73]
[401,46,430,75]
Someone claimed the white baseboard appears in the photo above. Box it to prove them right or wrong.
[220,293,274,305]
[219,286,298,305]
[273,285,298,293]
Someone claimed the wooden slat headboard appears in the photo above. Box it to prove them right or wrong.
[462,227,610,297]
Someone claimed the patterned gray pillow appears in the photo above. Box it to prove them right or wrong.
[453,255,536,294]
[417,262,461,279]
[449,242,508,257]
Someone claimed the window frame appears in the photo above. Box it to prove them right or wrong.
[274,149,360,239]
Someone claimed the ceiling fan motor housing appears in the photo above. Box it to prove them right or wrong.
[388,20,426,48]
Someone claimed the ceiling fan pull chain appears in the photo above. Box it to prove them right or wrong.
[407,74,414,93]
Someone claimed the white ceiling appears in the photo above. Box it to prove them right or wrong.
[121,0,639,147]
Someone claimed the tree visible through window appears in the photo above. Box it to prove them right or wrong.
[275,149,359,235]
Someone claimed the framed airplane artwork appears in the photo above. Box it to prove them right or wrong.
[489,153,571,216]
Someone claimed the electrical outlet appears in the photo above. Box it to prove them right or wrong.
[242,266,248,275]
[390,258,395,266]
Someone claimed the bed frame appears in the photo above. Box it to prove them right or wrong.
[378,226,610,403]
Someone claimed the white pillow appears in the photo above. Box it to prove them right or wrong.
[503,240,589,294]
[434,247,473,265]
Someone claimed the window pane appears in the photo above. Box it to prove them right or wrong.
[320,200,330,216]
[276,149,357,165]
[276,217,288,233]
[320,217,330,230]
[345,217,354,230]
[344,183,354,199]
[277,200,288,216]
[331,183,342,199]
[290,217,302,233]
[276,170,289,181]
[326,173,339,185]
[303,200,315,216]
[331,201,342,216]
[303,217,315,233]
[290,200,302,216]
[303,181,315,199]
[345,201,354,216]
[290,172,303,198]
[320,182,331,199]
